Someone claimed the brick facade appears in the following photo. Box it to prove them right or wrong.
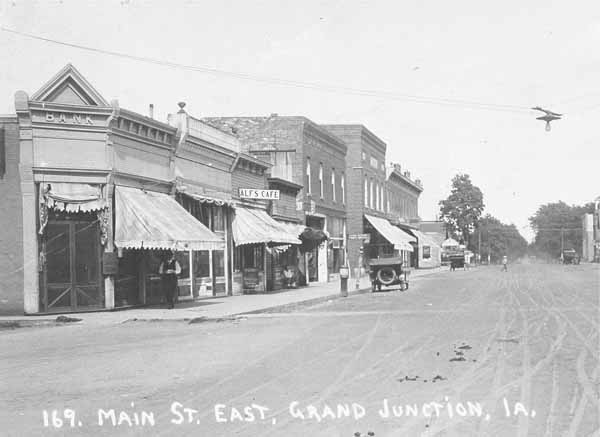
[204,115,347,281]
[320,124,387,272]
[0,118,24,314]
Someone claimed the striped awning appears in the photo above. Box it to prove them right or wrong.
[232,207,301,246]
[114,186,225,251]
[43,183,106,212]
[365,214,414,252]
[277,221,307,237]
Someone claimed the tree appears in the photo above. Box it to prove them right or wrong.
[439,174,485,244]
[529,201,594,259]
[471,214,528,262]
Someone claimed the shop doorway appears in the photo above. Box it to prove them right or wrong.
[41,218,103,312]
[306,215,326,283]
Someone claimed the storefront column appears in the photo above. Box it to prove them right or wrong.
[208,250,214,296]
[264,243,268,292]
[18,110,39,314]
[223,211,230,296]
[104,183,115,309]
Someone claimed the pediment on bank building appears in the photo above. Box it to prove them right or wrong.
[31,63,109,107]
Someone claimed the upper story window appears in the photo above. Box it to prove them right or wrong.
[379,185,384,211]
[331,168,336,202]
[364,178,368,207]
[370,179,374,209]
[370,157,378,169]
[362,151,367,161]
[341,173,345,204]
[306,158,312,195]
[319,163,324,198]
[375,182,379,211]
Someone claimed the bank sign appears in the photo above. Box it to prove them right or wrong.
[239,189,280,200]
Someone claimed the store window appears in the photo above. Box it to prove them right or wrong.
[331,168,336,202]
[212,207,224,232]
[423,246,431,259]
[319,163,324,198]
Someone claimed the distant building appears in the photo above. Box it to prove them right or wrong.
[582,196,600,262]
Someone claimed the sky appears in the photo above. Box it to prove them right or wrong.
[1,0,599,242]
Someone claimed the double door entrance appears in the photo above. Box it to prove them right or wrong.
[41,218,103,312]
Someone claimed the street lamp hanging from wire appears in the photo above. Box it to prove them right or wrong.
[531,107,563,131]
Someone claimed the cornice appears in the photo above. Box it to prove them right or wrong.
[119,108,177,134]
[267,177,302,192]
[303,120,347,155]
[387,170,423,193]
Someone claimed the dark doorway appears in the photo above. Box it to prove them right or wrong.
[41,216,103,312]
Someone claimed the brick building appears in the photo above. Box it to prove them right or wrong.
[320,124,415,274]
[0,116,23,314]
[203,115,347,283]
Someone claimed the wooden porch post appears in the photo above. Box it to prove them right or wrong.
[104,183,115,309]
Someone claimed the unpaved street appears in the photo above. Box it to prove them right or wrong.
[1,263,599,436]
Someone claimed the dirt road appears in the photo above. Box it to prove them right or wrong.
[1,263,598,436]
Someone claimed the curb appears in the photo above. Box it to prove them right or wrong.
[233,286,372,316]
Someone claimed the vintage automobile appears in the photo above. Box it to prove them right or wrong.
[562,249,580,265]
[368,257,409,292]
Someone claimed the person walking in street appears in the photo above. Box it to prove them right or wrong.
[159,250,181,309]
[502,255,508,272]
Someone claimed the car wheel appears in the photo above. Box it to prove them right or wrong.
[376,267,397,285]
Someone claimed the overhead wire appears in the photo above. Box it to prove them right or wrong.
[1,26,532,114]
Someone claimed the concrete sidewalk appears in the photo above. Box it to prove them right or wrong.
[0,266,448,328]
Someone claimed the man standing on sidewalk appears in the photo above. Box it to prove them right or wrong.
[502,255,508,272]
[159,250,181,309]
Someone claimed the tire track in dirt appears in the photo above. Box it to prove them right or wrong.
[387,275,520,436]
[260,280,494,437]
[424,269,568,437]
[564,362,600,437]
[262,271,504,437]
[544,360,561,437]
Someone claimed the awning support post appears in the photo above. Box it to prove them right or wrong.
[104,183,115,310]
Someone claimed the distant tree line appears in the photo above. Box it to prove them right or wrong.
[529,201,594,259]
[439,173,527,262]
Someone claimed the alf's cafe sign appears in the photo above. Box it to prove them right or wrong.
[239,189,280,200]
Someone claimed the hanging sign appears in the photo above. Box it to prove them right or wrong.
[239,189,280,200]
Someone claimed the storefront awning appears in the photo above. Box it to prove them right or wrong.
[114,186,225,251]
[411,229,441,248]
[365,214,414,252]
[277,221,307,237]
[177,187,234,206]
[232,207,301,246]
[43,183,106,212]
